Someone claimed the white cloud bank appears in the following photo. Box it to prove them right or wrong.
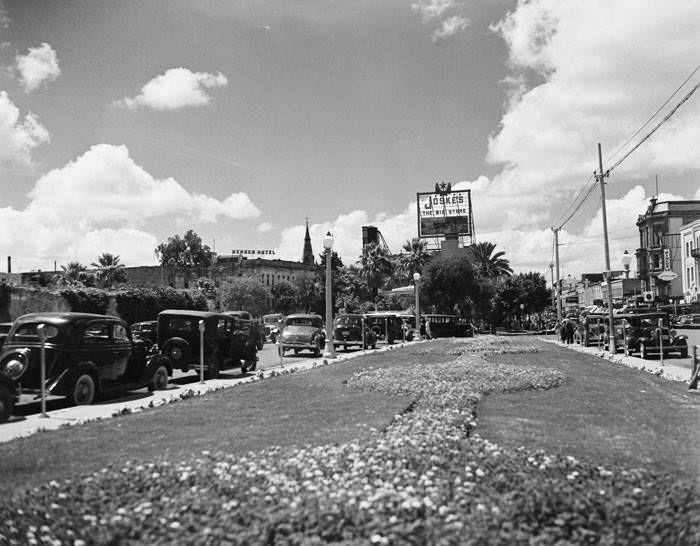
[0,91,49,171]
[412,0,469,41]
[323,0,700,278]
[0,144,260,271]
[15,43,61,92]
[115,67,228,110]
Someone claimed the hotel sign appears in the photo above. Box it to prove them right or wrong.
[417,184,472,238]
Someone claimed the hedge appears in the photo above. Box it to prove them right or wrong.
[115,287,207,325]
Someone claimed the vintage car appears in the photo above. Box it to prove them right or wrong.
[262,313,285,343]
[364,312,406,344]
[611,312,688,358]
[0,313,171,412]
[0,371,19,423]
[157,310,255,377]
[332,314,377,351]
[223,311,265,350]
[581,313,607,347]
[130,320,157,348]
[455,317,475,338]
[278,314,325,357]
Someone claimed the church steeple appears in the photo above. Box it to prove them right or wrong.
[302,218,315,265]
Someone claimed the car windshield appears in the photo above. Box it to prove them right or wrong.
[162,317,198,333]
[11,322,63,343]
[286,317,321,327]
[264,315,282,324]
[335,316,361,327]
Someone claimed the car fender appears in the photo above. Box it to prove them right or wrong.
[146,353,172,376]
[675,335,688,342]
[50,361,100,397]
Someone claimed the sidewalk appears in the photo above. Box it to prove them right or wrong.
[541,337,694,384]
[0,342,414,444]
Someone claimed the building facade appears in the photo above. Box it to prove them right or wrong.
[635,198,700,302]
[680,218,700,303]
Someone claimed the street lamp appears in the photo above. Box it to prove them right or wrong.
[413,272,421,338]
[519,303,525,330]
[621,250,632,279]
[322,232,336,358]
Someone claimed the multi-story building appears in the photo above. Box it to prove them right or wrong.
[635,198,700,302]
[680,218,700,303]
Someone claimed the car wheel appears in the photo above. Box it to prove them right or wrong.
[640,342,648,359]
[148,365,169,392]
[0,383,14,423]
[70,373,96,406]
[240,360,249,374]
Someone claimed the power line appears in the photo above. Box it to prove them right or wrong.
[604,63,700,166]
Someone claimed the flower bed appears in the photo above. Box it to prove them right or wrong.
[1,338,699,544]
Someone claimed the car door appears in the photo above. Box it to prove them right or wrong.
[111,322,134,382]
[81,320,116,384]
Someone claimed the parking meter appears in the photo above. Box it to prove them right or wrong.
[198,320,205,383]
[36,323,52,418]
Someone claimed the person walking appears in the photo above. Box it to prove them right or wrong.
[425,316,432,340]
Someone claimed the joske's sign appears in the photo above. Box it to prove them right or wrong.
[417,183,473,238]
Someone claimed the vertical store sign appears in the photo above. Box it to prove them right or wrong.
[663,248,671,271]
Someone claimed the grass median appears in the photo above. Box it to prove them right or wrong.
[1,336,698,545]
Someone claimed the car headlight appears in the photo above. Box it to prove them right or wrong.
[670,329,677,337]
[3,351,28,380]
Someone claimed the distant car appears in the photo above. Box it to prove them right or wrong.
[332,314,376,351]
[279,314,325,357]
[455,317,475,338]
[0,313,171,415]
[611,312,688,358]
[157,310,255,377]
[130,320,157,348]
[262,313,285,343]
[223,311,265,350]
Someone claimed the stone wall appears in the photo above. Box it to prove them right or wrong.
[4,286,71,321]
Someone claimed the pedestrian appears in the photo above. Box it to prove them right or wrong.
[559,319,567,343]
[565,319,575,344]
[425,317,432,340]
[419,316,426,340]
[401,318,409,342]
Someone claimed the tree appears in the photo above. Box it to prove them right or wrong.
[318,250,344,272]
[91,253,127,289]
[155,229,213,268]
[294,274,323,314]
[397,238,432,279]
[53,261,94,288]
[421,253,482,315]
[492,272,550,329]
[271,280,298,314]
[358,243,393,301]
[220,277,270,317]
[470,242,513,278]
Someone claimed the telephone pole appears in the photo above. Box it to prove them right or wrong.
[552,227,562,324]
[596,142,615,353]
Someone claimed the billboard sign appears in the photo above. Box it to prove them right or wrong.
[417,184,472,238]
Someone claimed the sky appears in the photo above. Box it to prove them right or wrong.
[0,0,698,282]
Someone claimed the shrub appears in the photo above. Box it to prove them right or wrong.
[115,287,207,325]
[59,288,109,315]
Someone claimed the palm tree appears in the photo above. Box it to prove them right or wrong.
[470,242,513,278]
[54,261,90,288]
[358,243,393,301]
[397,238,432,278]
[92,253,127,289]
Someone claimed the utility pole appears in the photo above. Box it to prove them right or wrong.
[549,262,556,316]
[553,228,562,324]
[597,142,616,353]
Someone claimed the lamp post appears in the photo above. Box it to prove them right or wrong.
[413,272,421,337]
[519,303,525,330]
[322,232,336,358]
[621,250,632,279]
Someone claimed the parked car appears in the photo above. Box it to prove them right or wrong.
[223,311,265,350]
[0,313,171,413]
[0,322,12,349]
[0,370,19,423]
[279,314,325,357]
[262,313,285,343]
[332,314,377,351]
[130,320,157,349]
[611,312,688,358]
[364,312,405,344]
[158,310,255,377]
[581,313,607,347]
[455,317,475,338]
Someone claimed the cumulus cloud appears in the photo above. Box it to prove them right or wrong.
[15,43,61,92]
[258,222,274,233]
[115,67,228,110]
[0,143,260,270]
[412,0,469,41]
[0,91,50,171]
[431,15,469,41]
